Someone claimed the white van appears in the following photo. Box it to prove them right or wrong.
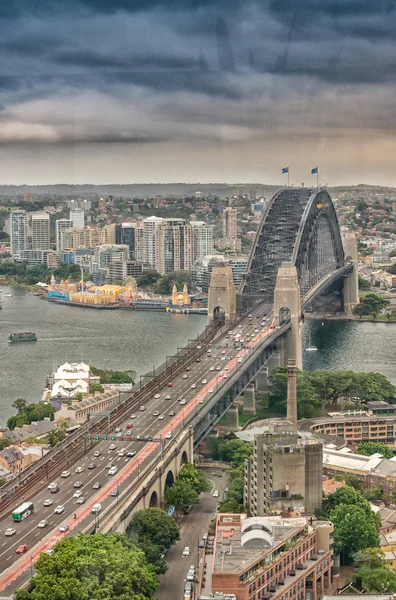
[92,503,102,514]
[117,449,125,457]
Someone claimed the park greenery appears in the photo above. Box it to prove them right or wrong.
[127,508,179,574]
[354,292,390,319]
[0,261,83,286]
[319,485,380,565]
[163,463,210,512]
[353,548,396,593]
[15,533,158,600]
[356,441,394,459]
[90,366,134,385]
[358,275,371,290]
[211,438,253,513]
[137,269,191,294]
[268,368,396,418]
[7,399,55,431]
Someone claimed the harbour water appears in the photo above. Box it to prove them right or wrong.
[1,285,395,426]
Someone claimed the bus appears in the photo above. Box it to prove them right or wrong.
[11,501,34,522]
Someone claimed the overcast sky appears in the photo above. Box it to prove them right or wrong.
[2,0,396,186]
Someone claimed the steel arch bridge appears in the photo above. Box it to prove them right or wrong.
[238,187,346,309]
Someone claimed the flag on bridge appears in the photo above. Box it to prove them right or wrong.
[281,167,289,174]
[311,167,318,174]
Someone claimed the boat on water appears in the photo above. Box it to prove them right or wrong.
[4,293,12,297]
[306,346,318,352]
[7,332,37,343]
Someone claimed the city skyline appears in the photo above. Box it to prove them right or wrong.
[3,1,396,186]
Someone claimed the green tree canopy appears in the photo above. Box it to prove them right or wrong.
[12,398,27,414]
[90,366,134,385]
[211,438,253,467]
[354,549,396,592]
[330,504,379,562]
[15,532,158,600]
[155,270,191,295]
[177,463,210,494]
[356,442,394,459]
[358,275,371,290]
[218,465,245,513]
[163,479,199,511]
[268,367,321,417]
[137,270,161,288]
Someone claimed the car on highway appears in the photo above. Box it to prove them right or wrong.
[216,366,221,371]
[223,374,228,378]
[238,358,243,363]
[221,350,226,354]
[61,471,70,478]
[130,414,136,419]
[202,379,207,384]
[202,532,208,540]
[73,490,83,498]
[209,366,215,371]
[183,374,188,379]
[93,450,101,457]
[255,328,259,333]
[196,358,201,362]
[108,466,118,475]
[224,366,229,371]
[109,444,117,450]
[75,466,84,473]
[110,489,119,497]
[59,524,69,533]
[43,499,53,507]
[165,431,173,439]
[88,462,96,470]
[54,505,65,514]
[73,481,83,488]
[48,482,59,493]
[127,450,136,457]
[198,399,204,404]
[118,449,126,457]
[153,410,160,416]
[16,544,28,554]
[92,482,101,489]
[167,382,173,387]
[76,496,86,505]
[179,399,186,405]
[5,528,16,536]
[191,384,196,389]
[186,366,191,371]
[209,389,214,393]
[126,423,133,429]
[38,519,48,528]
[106,462,113,469]
[158,414,165,420]
[213,490,219,498]
[154,394,161,399]
[140,405,146,411]
[182,546,190,557]
[165,395,171,400]
[168,410,176,416]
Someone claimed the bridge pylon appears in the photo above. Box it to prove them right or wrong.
[274,262,302,370]
[342,231,359,314]
[208,265,236,324]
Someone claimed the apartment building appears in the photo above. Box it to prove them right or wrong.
[156,218,193,275]
[190,220,214,262]
[10,210,28,258]
[107,260,142,282]
[303,415,396,448]
[69,208,85,228]
[210,513,333,600]
[61,226,101,250]
[31,212,50,250]
[143,216,163,268]
[55,219,73,251]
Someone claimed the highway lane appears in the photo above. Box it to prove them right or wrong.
[0,304,273,590]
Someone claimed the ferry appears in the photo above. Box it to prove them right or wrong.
[7,332,37,343]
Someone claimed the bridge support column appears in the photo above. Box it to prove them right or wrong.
[226,405,239,431]
[274,263,302,370]
[342,232,359,314]
[242,384,256,417]
[207,266,236,325]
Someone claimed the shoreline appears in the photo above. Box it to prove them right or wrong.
[305,313,396,323]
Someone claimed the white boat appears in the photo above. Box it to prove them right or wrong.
[306,346,318,352]
[4,293,12,297]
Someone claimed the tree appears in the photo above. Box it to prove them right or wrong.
[356,442,393,459]
[164,480,199,511]
[137,270,161,288]
[45,429,66,448]
[177,463,210,494]
[330,504,379,564]
[268,367,321,418]
[15,532,158,600]
[0,478,6,487]
[343,474,363,491]
[218,465,245,513]
[90,383,104,394]
[358,275,371,290]
[354,549,396,592]
[211,438,253,467]
[354,303,371,319]
[0,438,11,451]
[12,398,27,414]
[155,270,192,295]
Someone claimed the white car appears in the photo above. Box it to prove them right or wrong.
[109,444,117,450]
[216,366,221,371]
[154,394,161,399]
[130,414,137,419]
[221,350,226,354]
[108,466,118,475]
[54,505,65,514]
[38,520,48,528]
[182,546,190,557]
[93,450,101,457]
[165,432,173,439]
[202,379,207,384]
[223,374,228,378]
[183,374,188,379]
[209,366,215,371]
[165,395,171,400]
[61,471,70,478]
[158,415,165,420]
[213,490,219,498]
[191,384,196,389]
[140,405,146,411]
[73,490,83,498]
[59,524,69,533]
[198,399,204,404]
[75,466,84,473]
[224,366,229,371]
[5,528,16,536]
[180,399,187,405]
[153,411,160,417]
[43,499,53,507]
[238,358,243,363]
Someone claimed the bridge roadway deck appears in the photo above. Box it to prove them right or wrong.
[0,303,275,594]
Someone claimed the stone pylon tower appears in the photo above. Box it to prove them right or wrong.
[343,231,359,314]
[287,358,298,431]
[208,266,236,324]
[274,263,302,369]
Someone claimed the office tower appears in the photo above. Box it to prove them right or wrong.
[156,218,193,275]
[31,212,50,250]
[134,224,144,262]
[143,216,163,268]
[223,207,237,240]
[10,210,28,258]
[69,208,85,228]
[190,221,214,263]
[55,219,73,251]
[116,223,136,259]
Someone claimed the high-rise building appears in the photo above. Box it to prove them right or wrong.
[31,212,50,250]
[101,223,116,245]
[61,226,101,250]
[94,244,129,268]
[190,220,214,263]
[55,219,73,251]
[156,218,193,275]
[134,224,144,262]
[69,209,85,228]
[116,223,136,259]
[223,207,238,239]
[143,216,163,269]
[10,210,28,258]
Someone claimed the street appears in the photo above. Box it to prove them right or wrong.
[157,469,228,600]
